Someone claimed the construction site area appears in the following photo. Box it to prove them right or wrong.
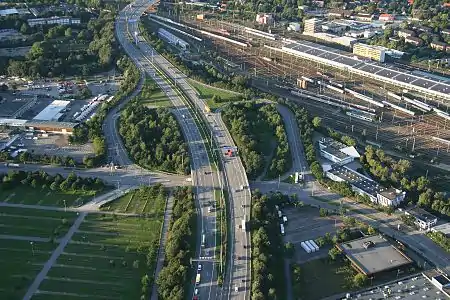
[142,9,450,166]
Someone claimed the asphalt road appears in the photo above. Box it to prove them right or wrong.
[117,2,220,299]
[134,17,252,299]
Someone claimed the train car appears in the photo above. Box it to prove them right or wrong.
[301,76,314,83]
[329,80,344,88]
[325,84,344,94]
[345,88,385,108]
[434,108,450,120]
[346,111,374,122]
[402,96,433,112]
[198,30,247,47]
[382,101,415,116]
[387,91,402,101]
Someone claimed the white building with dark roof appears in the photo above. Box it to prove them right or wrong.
[405,207,438,230]
[318,137,360,165]
[326,165,406,207]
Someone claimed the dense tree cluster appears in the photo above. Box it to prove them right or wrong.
[118,101,189,174]
[69,56,140,166]
[0,148,78,167]
[427,231,450,253]
[2,8,118,78]
[156,186,196,300]
[360,146,449,216]
[250,190,286,300]
[222,102,291,179]
[0,170,104,193]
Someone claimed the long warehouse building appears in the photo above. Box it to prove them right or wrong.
[280,40,450,101]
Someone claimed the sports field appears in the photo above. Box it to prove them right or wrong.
[0,186,167,299]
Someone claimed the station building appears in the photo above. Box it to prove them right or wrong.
[318,137,360,165]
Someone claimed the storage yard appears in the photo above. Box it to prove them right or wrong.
[145,13,450,164]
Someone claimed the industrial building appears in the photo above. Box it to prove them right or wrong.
[353,43,386,62]
[157,28,189,50]
[318,137,360,165]
[326,165,406,207]
[405,207,438,230]
[32,100,70,121]
[25,120,78,134]
[337,235,412,276]
[280,40,450,100]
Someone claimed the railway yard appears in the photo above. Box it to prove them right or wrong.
[143,12,450,165]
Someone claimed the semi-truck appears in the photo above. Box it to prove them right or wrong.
[195,273,201,285]
[305,240,316,252]
[278,210,282,218]
[300,241,312,253]
[309,240,320,252]
[280,224,285,235]
[201,234,206,247]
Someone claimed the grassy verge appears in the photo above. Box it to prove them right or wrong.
[187,79,242,110]
[136,76,172,108]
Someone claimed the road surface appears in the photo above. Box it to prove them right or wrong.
[116,2,220,299]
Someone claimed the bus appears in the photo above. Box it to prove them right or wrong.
[195,273,201,285]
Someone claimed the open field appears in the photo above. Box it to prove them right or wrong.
[293,258,357,300]
[0,206,76,299]
[188,79,241,110]
[137,77,172,108]
[0,185,99,207]
[100,185,166,215]
[37,187,166,299]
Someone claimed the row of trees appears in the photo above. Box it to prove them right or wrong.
[156,186,196,300]
[222,102,291,179]
[0,170,104,193]
[250,190,286,300]
[119,101,190,174]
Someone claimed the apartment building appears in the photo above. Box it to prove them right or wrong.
[28,16,81,27]
[405,36,423,46]
[430,41,448,51]
[303,18,322,34]
[353,43,386,62]
[398,29,415,38]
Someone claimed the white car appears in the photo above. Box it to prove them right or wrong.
[194,289,199,295]
[197,264,202,271]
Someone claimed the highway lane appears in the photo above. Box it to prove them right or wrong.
[252,181,450,277]
[134,22,252,298]
[116,2,220,299]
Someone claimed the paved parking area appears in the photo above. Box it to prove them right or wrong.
[20,134,94,161]
[282,206,343,263]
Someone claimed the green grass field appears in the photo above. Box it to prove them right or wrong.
[188,79,241,110]
[293,258,356,300]
[137,77,172,108]
[0,185,98,207]
[0,206,76,299]
[37,187,166,299]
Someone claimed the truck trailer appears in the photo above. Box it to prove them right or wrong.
[300,241,312,253]
[309,240,320,251]
[305,240,316,252]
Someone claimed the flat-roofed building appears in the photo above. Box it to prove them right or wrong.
[431,41,448,51]
[431,223,450,237]
[405,207,438,230]
[398,29,415,38]
[318,137,360,165]
[33,100,70,121]
[379,13,395,21]
[337,235,412,276]
[326,165,406,206]
[405,36,423,46]
[25,120,78,135]
[28,17,81,27]
[303,18,322,34]
[353,43,386,62]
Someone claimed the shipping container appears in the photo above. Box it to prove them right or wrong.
[301,241,312,253]
[309,240,320,251]
[305,240,316,252]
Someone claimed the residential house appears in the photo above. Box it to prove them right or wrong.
[379,14,395,21]
[398,29,415,38]
[430,41,448,51]
[405,36,423,46]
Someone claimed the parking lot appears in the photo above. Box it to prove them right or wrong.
[18,134,94,161]
[282,206,343,263]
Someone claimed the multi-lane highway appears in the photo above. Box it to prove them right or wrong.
[132,13,252,300]
[116,2,222,299]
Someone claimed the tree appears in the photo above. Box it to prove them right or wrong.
[328,247,341,261]
[133,260,140,269]
[367,225,376,235]
[50,181,59,191]
[285,242,295,258]
[312,116,321,128]
[65,28,73,37]
[353,273,367,288]
[319,208,328,217]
